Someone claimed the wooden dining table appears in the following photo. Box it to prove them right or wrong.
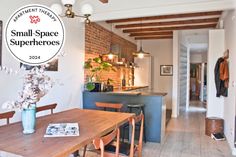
[0,109,134,157]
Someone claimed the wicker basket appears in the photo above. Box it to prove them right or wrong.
[205,117,224,136]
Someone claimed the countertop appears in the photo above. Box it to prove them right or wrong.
[105,91,167,96]
[111,86,167,96]
[85,86,167,96]
[113,86,148,92]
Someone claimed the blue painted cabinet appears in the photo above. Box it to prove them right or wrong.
[83,92,166,143]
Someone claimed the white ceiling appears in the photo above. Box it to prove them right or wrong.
[181,29,209,53]
[80,0,234,21]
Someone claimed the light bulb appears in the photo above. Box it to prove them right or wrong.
[81,4,93,15]
[61,0,75,5]
[85,18,91,24]
[50,3,63,15]
[137,53,144,59]
[108,53,114,60]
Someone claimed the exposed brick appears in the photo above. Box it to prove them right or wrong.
[84,23,137,89]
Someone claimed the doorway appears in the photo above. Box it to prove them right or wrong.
[190,63,201,101]
[189,63,207,108]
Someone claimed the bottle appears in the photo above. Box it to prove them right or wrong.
[122,76,126,87]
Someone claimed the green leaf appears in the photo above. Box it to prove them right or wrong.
[93,57,102,63]
[84,57,115,83]
[86,82,95,91]
[102,62,112,68]
[84,60,92,69]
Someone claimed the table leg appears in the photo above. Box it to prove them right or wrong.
[128,123,133,144]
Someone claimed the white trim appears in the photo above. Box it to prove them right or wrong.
[172,31,179,118]
[200,63,205,102]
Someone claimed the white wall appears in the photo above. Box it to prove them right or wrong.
[142,39,173,110]
[172,31,179,117]
[190,53,207,63]
[223,10,236,155]
[207,29,225,118]
[0,0,85,122]
[134,57,152,87]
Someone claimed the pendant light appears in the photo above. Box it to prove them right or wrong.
[133,20,150,58]
[134,39,149,58]
[103,23,117,60]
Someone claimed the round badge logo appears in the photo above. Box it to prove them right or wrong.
[5,4,65,65]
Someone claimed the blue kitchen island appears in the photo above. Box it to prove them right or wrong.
[83,91,167,143]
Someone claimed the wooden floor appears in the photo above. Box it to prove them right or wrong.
[84,101,234,157]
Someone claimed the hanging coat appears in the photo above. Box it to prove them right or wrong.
[220,59,229,88]
[214,57,228,97]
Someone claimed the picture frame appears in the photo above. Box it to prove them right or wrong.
[0,20,2,66]
[160,65,173,76]
[20,59,58,71]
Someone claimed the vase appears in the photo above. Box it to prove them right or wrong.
[90,82,102,92]
[21,105,36,134]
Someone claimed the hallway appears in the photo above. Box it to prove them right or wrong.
[142,101,233,157]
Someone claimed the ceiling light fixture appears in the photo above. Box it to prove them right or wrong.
[133,20,150,58]
[51,0,93,24]
[133,41,150,58]
[103,23,117,60]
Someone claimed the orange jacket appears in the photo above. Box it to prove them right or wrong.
[220,59,229,88]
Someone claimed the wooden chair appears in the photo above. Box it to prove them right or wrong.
[104,112,144,157]
[129,112,144,157]
[82,102,122,157]
[96,102,123,112]
[83,127,120,157]
[0,111,15,125]
[36,103,57,114]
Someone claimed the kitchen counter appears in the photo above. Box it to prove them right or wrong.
[141,92,167,96]
[112,86,167,96]
[106,91,167,96]
[83,90,167,143]
[116,86,149,91]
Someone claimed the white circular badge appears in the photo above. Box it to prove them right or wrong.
[5,4,65,65]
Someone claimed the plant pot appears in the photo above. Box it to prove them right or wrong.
[22,105,36,134]
[90,82,102,92]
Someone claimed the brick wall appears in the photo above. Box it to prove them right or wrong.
[85,23,137,89]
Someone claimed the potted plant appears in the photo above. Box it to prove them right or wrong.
[84,57,116,92]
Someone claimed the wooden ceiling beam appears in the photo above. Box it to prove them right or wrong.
[123,23,217,33]
[106,11,222,23]
[99,0,108,3]
[130,31,173,37]
[116,18,219,29]
[135,36,173,40]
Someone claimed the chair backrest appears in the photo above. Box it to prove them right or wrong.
[0,111,15,125]
[36,103,57,114]
[129,112,144,157]
[96,102,123,112]
[93,127,120,157]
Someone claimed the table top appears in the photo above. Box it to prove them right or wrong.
[0,109,134,157]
